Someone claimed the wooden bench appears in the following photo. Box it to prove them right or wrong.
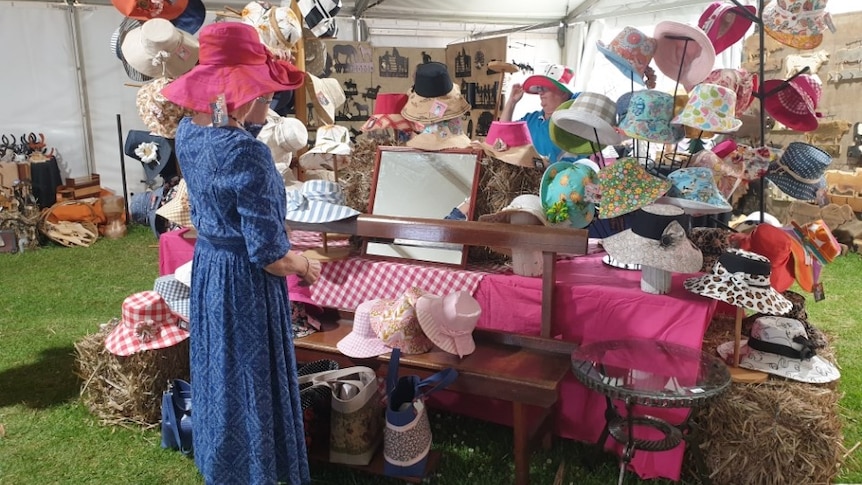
[288,214,588,484]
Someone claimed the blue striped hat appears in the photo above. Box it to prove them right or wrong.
[765,141,830,201]
[285,180,360,223]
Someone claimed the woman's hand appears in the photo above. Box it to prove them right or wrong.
[300,256,322,285]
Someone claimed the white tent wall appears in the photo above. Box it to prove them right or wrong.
[3,0,861,198]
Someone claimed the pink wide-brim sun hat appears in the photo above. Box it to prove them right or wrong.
[653,21,716,89]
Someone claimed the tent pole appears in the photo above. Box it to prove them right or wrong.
[67,4,96,176]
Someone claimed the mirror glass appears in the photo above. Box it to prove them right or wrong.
[364,147,482,266]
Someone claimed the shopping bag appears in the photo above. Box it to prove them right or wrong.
[383,348,458,478]
[298,366,383,465]
[160,378,192,456]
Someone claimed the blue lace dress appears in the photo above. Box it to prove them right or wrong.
[174,117,310,485]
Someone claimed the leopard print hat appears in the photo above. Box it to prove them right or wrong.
[684,248,793,315]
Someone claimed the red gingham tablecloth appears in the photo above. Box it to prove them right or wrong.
[290,231,508,309]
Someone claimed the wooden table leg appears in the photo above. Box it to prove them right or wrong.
[513,402,530,485]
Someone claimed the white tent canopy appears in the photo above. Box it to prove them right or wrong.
[0,0,858,198]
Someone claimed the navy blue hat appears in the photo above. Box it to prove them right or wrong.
[124,130,174,184]
[171,0,206,34]
[413,62,454,98]
[765,141,830,201]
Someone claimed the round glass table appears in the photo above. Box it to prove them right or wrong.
[571,338,731,485]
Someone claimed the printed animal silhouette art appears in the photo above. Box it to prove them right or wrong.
[422,51,433,63]
[379,48,409,77]
[455,47,472,78]
[353,101,369,117]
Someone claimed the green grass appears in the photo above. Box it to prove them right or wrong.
[0,224,859,484]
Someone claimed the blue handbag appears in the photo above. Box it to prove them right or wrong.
[160,379,193,456]
[383,349,458,478]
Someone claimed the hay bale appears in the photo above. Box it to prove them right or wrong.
[74,319,190,428]
[468,156,544,264]
[690,313,845,485]
[340,137,387,213]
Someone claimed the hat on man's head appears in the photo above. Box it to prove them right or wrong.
[550,92,624,146]
[137,78,193,139]
[361,93,421,133]
[415,291,481,358]
[549,99,598,156]
[478,121,546,169]
[601,203,703,274]
[698,2,758,55]
[597,27,657,86]
[284,179,359,223]
[162,23,304,114]
[763,0,835,50]
[684,248,793,315]
[598,158,671,219]
[121,19,199,79]
[406,118,472,151]
[112,0,189,20]
[305,74,346,126]
[110,18,152,83]
[762,74,821,133]
[402,62,470,124]
[716,316,839,383]
[523,64,575,96]
[104,291,189,356]
[299,124,353,170]
[657,167,733,215]
[618,90,684,144]
[369,287,434,355]
[124,130,173,184]
[653,21,716,89]
[540,161,597,229]
[257,116,309,164]
[765,141,831,201]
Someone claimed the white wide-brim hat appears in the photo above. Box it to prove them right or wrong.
[121,18,199,79]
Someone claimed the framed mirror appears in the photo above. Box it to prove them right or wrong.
[363,147,483,267]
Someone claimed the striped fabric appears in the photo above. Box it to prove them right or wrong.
[298,0,341,38]
[285,180,360,223]
[154,274,191,323]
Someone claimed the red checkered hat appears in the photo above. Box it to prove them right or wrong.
[360,93,422,133]
[104,291,189,356]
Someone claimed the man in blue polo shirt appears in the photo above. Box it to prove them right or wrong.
[500,64,576,163]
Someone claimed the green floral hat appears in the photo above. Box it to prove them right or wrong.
[539,161,597,229]
[598,157,670,219]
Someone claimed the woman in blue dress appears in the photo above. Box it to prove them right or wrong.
[162,22,320,485]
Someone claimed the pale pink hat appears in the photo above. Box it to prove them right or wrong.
[653,21,716,89]
[415,291,481,358]
[336,299,389,358]
[369,287,434,355]
[104,291,189,356]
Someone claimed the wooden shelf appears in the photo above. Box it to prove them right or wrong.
[309,448,442,483]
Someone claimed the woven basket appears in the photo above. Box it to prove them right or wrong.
[39,201,99,247]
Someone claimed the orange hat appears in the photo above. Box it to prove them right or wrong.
[738,223,813,293]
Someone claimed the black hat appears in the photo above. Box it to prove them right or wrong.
[124,130,174,184]
[413,62,454,98]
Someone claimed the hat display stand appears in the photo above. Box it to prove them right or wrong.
[640,265,671,294]
[508,212,544,277]
[728,305,769,383]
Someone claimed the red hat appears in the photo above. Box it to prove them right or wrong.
[112,0,189,20]
[698,2,757,55]
[161,23,304,114]
[762,74,821,132]
[738,223,813,293]
[104,291,189,356]
[360,93,421,132]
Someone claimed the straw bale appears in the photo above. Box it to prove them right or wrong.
[689,312,845,485]
[468,156,544,264]
[340,137,388,213]
[74,318,190,428]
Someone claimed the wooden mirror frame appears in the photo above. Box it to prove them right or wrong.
[362,146,483,267]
